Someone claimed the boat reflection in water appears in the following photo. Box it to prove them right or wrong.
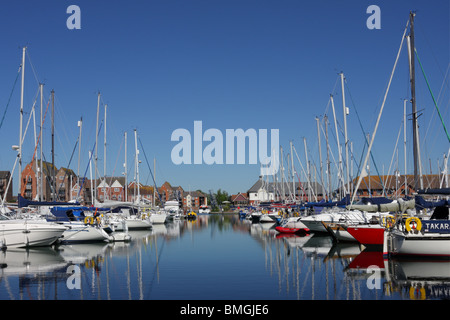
[0,214,448,300]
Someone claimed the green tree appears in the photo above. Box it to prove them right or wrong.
[215,189,230,212]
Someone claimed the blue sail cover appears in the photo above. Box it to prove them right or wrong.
[18,194,79,208]
[415,195,449,209]
[417,188,450,195]
[49,206,87,221]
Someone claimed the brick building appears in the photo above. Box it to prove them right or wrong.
[0,171,13,202]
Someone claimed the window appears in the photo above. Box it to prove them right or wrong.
[114,188,120,192]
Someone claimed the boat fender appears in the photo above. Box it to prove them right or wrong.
[84,217,94,225]
[405,217,422,232]
[409,286,426,300]
[382,215,395,228]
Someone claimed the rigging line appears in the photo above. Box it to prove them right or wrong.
[384,122,403,194]
[0,65,21,131]
[351,17,409,207]
[424,64,450,145]
[20,86,41,146]
[77,121,103,199]
[21,93,51,196]
[344,78,387,194]
[55,138,78,200]
[107,136,124,187]
[25,49,42,88]
[138,137,163,203]
[415,48,450,143]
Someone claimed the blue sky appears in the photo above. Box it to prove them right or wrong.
[0,0,448,196]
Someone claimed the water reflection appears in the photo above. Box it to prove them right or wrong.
[0,214,448,300]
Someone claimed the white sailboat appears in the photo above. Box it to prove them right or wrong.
[384,12,450,258]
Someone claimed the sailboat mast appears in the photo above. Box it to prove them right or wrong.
[51,89,56,201]
[18,47,26,197]
[303,137,311,201]
[316,117,325,201]
[409,11,419,191]
[124,131,127,202]
[324,114,331,200]
[95,92,100,202]
[330,94,345,196]
[77,117,82,185]
[39,83,44,201]
[403,99,408,196]
[134,129,140,204]
[104,104,107,200]
[340,72,350,195]
[290,140,295,202]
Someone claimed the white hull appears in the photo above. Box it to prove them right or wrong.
[332,228,355,242]
[389,230,450,257]
[259,214,274,223]
[0,220,66,248]
[59,222,111,243]
[149,213,167,224]
[126,217,152,229]
[279,217,309,229]
[301,210,388,233]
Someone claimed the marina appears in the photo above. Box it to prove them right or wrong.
[0,213,449,301]
[0,2,448,309]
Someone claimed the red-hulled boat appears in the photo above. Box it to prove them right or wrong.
[345,224,385,246]
[275,226,310,234]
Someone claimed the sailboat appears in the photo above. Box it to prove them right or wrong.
[385,194,450,257]
[383,12,450,258]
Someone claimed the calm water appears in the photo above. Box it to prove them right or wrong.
[0,214,449,301]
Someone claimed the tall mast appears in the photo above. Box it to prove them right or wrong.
[134,129,140,205]
[89,150,94,204]
[18,47,26,197]
[39,83,44,201]
[95,92,100,202]
[324,114,331,200]
[409,11,420,191]
[104,103,107,200]
[51,89,56,201]
[153,157,156,207]
[316,117,325,201]
[290,140,295,202]
[77,117,83,185]
[303,137,311,201]
[403,99,408,196]
[330,94,345,196]
[124,131,127,202]
[340,72,350,195]
[280,145,284,202]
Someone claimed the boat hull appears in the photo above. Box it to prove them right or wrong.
[0,221,66,248]
[59,223,111,243]
[149,213,167,224]
[126,218,152,229]
[322,222,356,242]
[346,225,385,246]
[275,226,310,234]
[390,232,450,257]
